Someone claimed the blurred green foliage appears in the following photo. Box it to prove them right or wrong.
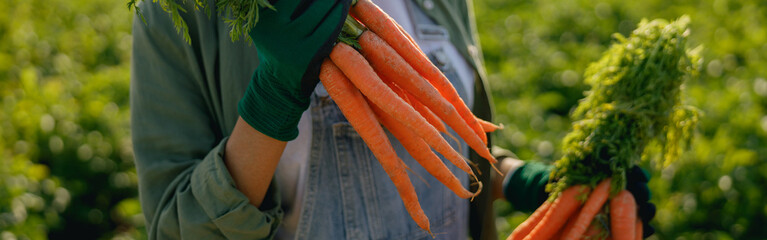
[0,0,143,239]
[1,0,766,239]
[477,0,767,239]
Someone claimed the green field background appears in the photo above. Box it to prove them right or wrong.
[1,0,765,239]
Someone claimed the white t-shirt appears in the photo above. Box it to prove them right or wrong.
[274,1,476,237]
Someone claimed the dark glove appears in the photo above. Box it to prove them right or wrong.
[239,0,352,141]
[502,161,551,213]
[626,166,656,238]
[503,163,655,238]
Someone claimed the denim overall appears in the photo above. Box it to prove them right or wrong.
[290,3,474,239]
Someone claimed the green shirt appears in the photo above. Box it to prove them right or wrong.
[130,0,495,239]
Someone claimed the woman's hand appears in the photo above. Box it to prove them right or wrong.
[239,0,352,142]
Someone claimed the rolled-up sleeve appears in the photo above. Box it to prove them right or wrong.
[130,1,281,239]
[190,139,283,239]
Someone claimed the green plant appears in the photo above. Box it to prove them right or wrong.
[478,0,767,239]
[127,0,273,43]
[0,0,142,239]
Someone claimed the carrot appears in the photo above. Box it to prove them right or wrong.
[396,20,422,52]
[405,91,465,153]
[398,88,465,153]
[379,74,448,134]
[478,118,503,132]
[356,30,497,166]
[352,0,488,145]
[329,42,475,179]
[507,201,552,240]
[557,215,578,240]
[523,185,589,240]
[609,190,636,240]
[561,178,612,240]
[559,204,587,237]
[366,97,478,199]
[406,91,448,134]
[319,59,430,233]
[635,219,643,240]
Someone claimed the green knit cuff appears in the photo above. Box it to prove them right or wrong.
[503,161,553,212]
[238,70,310,142]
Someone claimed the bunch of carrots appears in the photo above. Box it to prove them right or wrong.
[508,180,640,240]
[130,0,500,234]
[507,16,700,240]
[321,0,503,234]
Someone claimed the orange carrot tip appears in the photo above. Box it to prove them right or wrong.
[478,118,503,132]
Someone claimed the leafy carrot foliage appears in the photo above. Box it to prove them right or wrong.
[547,16,701,196]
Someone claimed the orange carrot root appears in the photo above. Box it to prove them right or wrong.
[507,201,552,240]
[609,190,637,240]
[523,185,589,240]
[478,118,503,132]
[561,178,612,240]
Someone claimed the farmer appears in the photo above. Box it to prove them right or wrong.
[130,0,654,239]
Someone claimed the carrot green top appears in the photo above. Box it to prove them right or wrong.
[547,16,702,197]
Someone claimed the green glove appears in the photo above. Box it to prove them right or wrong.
[502,162,552,212]
[239,0,351,141]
